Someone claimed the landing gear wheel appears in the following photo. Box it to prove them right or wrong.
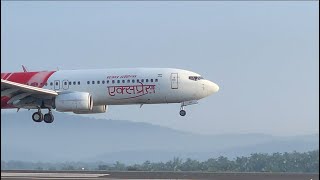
[179,110,186,116]
[32,112,44,122]
[44,113,54,123]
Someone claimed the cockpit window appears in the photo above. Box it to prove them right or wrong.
[189,76,204,81]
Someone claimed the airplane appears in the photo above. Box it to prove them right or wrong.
[1,67,219,123]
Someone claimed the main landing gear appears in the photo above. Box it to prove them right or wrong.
[32,108,54,123]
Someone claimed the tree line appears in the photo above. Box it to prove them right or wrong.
[2,150,318,173]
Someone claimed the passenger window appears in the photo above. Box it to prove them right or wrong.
[155,79,158,82]
[50,82,53,86]
[78,81,80,85]
[117,80,120,83]
[107,80,110,84]
[73,81,76,85]
[112,80,115,84]
[146,79,149,83]
[141,79,144,83]
[137,79,140,83]
[92,81,95,84]
[132,80,135,83]
[127,80,130,83]
[55,82,58,86]
[97,81,100,84]
[87,81,90,84]
[151,79,153,82]
[122,80,125,83]
[69,82,72,85]
[64,82,67,85]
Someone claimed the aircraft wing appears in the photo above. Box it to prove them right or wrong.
[1,79,58,107]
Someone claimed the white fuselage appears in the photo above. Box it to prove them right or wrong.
[44,68,219,106]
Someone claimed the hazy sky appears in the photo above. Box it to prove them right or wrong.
[1,2,319,136]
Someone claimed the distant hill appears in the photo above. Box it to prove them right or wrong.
[1,111,318,164]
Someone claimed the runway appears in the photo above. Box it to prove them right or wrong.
[1,170,319,180]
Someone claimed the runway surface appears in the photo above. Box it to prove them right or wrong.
[1,170,319,180]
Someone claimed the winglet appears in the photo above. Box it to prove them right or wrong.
[22,65,28,72]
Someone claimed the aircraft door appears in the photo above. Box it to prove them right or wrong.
[62,80,69,90]
[54,80,60,90]
[171,73,178,89]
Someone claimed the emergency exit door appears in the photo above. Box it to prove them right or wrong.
[171,73,178,89]
[54,80,60,90]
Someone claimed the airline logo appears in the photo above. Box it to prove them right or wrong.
[108,83,156,99]
[106,74,156,100]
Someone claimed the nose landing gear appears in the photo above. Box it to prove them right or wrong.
[179,109,186,116]
[179,100,198,116]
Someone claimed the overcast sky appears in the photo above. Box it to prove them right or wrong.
[1,1,319,136]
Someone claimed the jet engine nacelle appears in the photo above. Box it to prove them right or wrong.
[55,92,93,112]
[73,105,108,114]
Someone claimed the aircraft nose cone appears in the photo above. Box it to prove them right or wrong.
[207,81,219,95]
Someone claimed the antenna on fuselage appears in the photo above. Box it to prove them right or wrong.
[21,65,28,72]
